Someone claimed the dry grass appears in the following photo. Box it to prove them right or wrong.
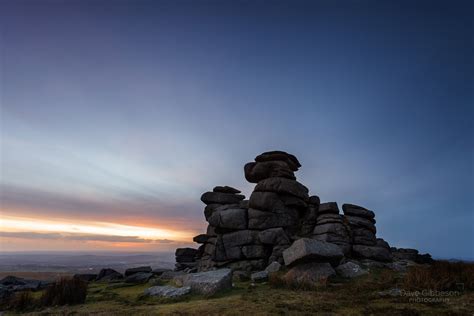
[403,261,474,291]
[40,277,88,306]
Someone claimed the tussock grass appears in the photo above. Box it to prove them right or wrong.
[403,261,474,291]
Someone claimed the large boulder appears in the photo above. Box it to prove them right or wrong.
[175,248,198,262]
[283,262,335,287]
[342,204,375,219]
[208,207,248,230]
[318,202,340,215]
[96,269,123,282]
[283,238,344,267]
[244,161,296,183]
[201,192,245,205]
[144,285,191,298]
[254,178,309,201]
[254,151,301,171]
[352,245,393,262]
[258,227,291,245]
[125,266,152,276]
[248,208,299,230]
[213,186,241,194]
[175,269,232,296]
[125,272,153,284]
[335,262,368,278]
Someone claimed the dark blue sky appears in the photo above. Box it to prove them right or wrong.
[1,0,473,257]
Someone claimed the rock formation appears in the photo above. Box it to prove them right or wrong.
[179,150,432,273]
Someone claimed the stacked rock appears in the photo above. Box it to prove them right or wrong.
[246,151,310,237]
[391,247,433,264]
[312,202,351,255]
[342,204,392,262]
[175,248,198,271]
[193,186,246,271]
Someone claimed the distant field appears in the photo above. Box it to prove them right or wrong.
[0,271,72,281]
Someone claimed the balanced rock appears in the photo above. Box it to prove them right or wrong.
[201,191,245,205]
[213,186,241,194]
[342,204,375,219]
[254,151,301,171]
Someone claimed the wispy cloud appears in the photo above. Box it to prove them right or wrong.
[0,231,174,244]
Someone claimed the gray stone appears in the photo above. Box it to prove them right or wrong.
[221,230,260,248]
[308,195,320,206]
[352,245,393,262]
[265,261,282,274]
[224,259,266,272]
[193,234,209,244]
[258,227,291,245]
[254,178,309,200]
[342,204,375,219]
[251,270,268,282]
[125,266,152,276]
[248,208,299,230]
[201,192,245,205]
[242,245,269,259]
[282,238,344,267]
[159,270,186,281]
[213,186,241,194]
[151,268,171,276]
[313,222,350,236]
[177,269,232,296]
[345,215,376,232]
[335,262,368,278]
[144,285,191,298]
[254,150,301,171]
[244,161,296,183]
[96,268,123,282]
[208,208,247,230]
[283,262,336,286]
[318,202,340,215]
[125,272,153,284]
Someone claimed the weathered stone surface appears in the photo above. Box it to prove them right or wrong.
[254,178,309,200]
[254,151,301,171]
[193,234,209,244]
[244,161,296,183]
[308,195,321,206]
[351,228,377,246]
[251,271,268,282]
[159,270,186,281]
[177,269,232,296]
[204,204,223,220]
[345,215,376,232]
[315,213,343,225]
[242,245,269,259]
[201,192,245,205]
[265,261,282,273]
[284,262,335,287]
[318,202,340,215]
[176,248,198,263]
[335,262,368,278]
[208,208,248,230]
[313,223,350,236]
[125,272,153,284]
[221,230,260,248]
[283,238,344,267]
[213,186,241,194]
[96,268,123,282]
[342,204,375,219]
[224,259,267,272]
[249,191,303,212]
[248,208,299,230]
[352,245,393,262]
[125,266,152,277]
[144,285,191,298]
[258,227,291,245]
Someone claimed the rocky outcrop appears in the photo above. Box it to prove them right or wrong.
[182,150,431,275]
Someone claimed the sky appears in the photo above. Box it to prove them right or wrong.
[0,0,472,258]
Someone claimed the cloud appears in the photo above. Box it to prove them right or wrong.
[0,183,205,232]
[0,231,175,244]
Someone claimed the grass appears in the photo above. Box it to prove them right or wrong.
[3,263,474,315]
